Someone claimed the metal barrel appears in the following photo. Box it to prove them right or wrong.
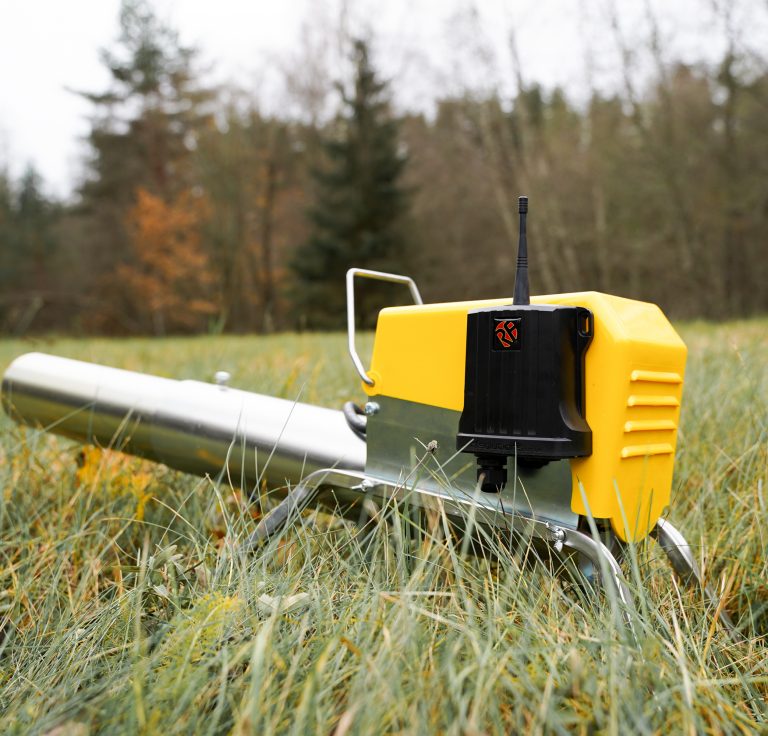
[1,353,366,491]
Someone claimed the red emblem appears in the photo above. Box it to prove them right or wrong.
[494,319,520,349]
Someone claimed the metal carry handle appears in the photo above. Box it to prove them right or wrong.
[346,268,423,386]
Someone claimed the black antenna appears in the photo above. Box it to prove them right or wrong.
[513,195,530,305]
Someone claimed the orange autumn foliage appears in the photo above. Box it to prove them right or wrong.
[120,188,220,334]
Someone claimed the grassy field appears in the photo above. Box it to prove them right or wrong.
[0,322,765,735]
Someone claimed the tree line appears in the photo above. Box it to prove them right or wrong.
[1,0,766,335]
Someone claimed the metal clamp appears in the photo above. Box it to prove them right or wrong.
[346,268,423,386]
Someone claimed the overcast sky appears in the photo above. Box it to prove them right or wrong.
[1,0,766,198]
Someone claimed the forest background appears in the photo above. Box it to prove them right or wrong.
[1,0,767,335]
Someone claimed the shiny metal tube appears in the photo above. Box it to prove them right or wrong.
[2,353,366,490]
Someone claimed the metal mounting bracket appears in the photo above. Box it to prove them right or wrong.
[248,467,637,633]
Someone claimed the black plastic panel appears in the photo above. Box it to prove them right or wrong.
[457,304,593,466]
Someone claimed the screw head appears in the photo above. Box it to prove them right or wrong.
[363,401,380,416]
[214,370,231,387]
[546,524,566,543]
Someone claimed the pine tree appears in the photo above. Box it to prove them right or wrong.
[292,39,410,328]
[0,166,61,333]
[0,169,18,298]
[77,0,215,332]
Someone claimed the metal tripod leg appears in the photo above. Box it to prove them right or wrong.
[652,517,741,641]
[246,468,367,548]
[561,526,637,631]
[246,471,639,634]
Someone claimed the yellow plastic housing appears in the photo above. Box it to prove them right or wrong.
[364,292,686,541]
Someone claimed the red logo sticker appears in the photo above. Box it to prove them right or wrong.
[494,318,521,350]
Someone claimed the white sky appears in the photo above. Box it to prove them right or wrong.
[1,0,766,198]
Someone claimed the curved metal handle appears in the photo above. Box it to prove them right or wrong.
[346,268,423,386]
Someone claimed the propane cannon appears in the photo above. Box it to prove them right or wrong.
[1,197,736,635]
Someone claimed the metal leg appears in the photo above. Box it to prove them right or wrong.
[246,468,367,548]
[561,526,637,631]
[245,470,640,636]
[652,517,741,641]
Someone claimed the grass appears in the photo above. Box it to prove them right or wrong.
[0,321,765,735]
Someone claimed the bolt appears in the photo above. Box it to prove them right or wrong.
[546,524,565,553]
[363,401,380,416]
[548,526,565,543]
[214,370,231,387]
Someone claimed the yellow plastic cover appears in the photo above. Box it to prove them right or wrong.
[364,292,686,541]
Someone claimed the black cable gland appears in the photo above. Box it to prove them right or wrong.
[478,455,507,493]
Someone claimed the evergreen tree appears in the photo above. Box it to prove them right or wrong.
[0,166,61,332]
[292,39,410,328]
[14,167,57,289]
[80,0,212,204]
[77,0,214,331]
[0,169,17,296]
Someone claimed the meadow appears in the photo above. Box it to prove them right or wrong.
[0,321,765,735]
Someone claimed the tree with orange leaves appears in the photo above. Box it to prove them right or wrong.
[119,187,220,334]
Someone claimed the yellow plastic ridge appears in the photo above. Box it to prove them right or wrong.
[627,395,679,407]
[620,443,675,458]
[623,419,677,433]
[630,370,683,383]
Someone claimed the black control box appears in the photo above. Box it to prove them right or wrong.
[457,304,593,491]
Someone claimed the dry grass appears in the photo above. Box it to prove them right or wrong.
[0,321,765,735]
